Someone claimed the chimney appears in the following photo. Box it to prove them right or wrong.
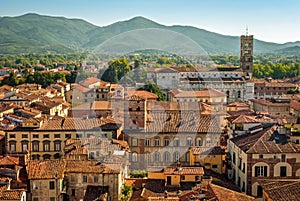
[164,190,168,198]
[201,176,212,186]
[7,178,12,190]
[61,118,65,127]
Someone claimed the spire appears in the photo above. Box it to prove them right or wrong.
[246,26,249,36]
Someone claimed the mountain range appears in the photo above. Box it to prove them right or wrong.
[0,13,299,55]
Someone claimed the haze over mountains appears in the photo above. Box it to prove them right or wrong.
[0,13,299,54]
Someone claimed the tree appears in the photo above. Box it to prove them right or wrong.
[120,184,133,201]
[98,58,131,84]
[139,80,165,101]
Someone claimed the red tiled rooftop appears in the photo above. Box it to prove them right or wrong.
[0,156,19,166]
[209,183,255,201]
[27,160,66,179]
[80,77,102,86]
[170,88,227,98]
[163,167,204,175]
[258,179,300,201]
[125,90,158,100]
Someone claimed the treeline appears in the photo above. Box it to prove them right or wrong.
[1,71,67,88]
[0,69,92,88]
[0,53,87,69]
[253,63,300,79]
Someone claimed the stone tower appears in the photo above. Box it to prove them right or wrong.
[240,32,253,77]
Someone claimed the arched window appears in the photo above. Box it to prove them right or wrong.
[21,141,28,153]
[226,91,230,98]
[132,152,138,162]
[173,151,180,162]
[173,137,180,146]
[54,153,60,159]
[145,152,151,162]
[164,137,170,146]
[154,137,160,147]
[186,137,193,146]
[43,154,51,160]
[32,154,40,160]
[54,140,61,151]
[196,137,202,146]
[43,140,50,152]
[9,141,16,152]
[131,138,138,146]
[154,152,160,162]
[206,137,211,146]
[32,140,40,152]
[186,152,190,162]
[145,138,150,147]
[164,152,170,162]
[237,90,241,99]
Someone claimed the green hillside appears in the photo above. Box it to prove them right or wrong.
[0,13,299,55]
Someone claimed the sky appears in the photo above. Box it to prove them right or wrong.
[0,0,299,43]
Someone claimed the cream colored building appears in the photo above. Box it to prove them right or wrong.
[228,125,300,197]
[5,117,121,160]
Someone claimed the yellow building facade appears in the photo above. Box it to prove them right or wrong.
[189,146,226,174]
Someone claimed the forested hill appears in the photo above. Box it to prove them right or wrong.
[0,13,299,55]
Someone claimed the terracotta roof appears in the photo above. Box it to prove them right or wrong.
[0,187,25,201]
[0,103,15,113]
[125,90,158,100]
[16,83,41,90]
[169,88,227,98]
[83,185,108,201]
[126,178,147,190]
[65,160,119,174]
[227,110,255,118]
[291,102,300,112]
[231,126,276,152]
[64,138,129,156]
[250,99,290,106]
[147,101,213,113]
[80,77,102,87]
[5,117,120,131]
[27,160,66,180]
[144,111,221,133]
[130,188,159,200]
[163,167,204,175]
[231,125,300,154]
[0,85,14,92]
[92,101,112,110]
[72,84,90,93]
[209,183,255,201]
[247,128,300,154]
[0,156,19,166]
[31,99,62,112]
[229,115,259,124]
[265,82,296,88]
[227,102,250,107]
[190,146,225,155]
[148,197,179,201]
[258,179,300,201]
[148,67,178,73]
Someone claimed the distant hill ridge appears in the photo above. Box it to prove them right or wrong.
[0,13,299,54]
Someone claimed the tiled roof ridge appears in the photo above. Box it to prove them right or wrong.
[209,183,255,200]
[288,142,297,153]
[274,142,283,153]
[246,125,277,153]
[140,187,146,197]
[0,156,19,165]
[232,114,258,124]
[266,180,300,191]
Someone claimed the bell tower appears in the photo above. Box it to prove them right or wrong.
[240,28,253,77]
